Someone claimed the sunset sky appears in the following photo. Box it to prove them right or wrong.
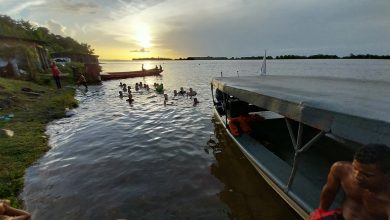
[1,0,389,60]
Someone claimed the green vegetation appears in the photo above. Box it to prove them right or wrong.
[0,14,94,55]
[0,76,77,208]
[0,14,93,209]
[0,45,40,80]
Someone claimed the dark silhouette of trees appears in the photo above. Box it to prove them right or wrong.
[0,14,94,55]
[343,53,390,59]
[275,55,307,59]
[308,54,339,59]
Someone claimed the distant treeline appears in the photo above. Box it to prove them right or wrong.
[181,56,228,60]
[275,54,390,59]
[275,54,339,59]
[345,54,390,59]
[173,54,390,60]
[132,57,172,60]
[0,14,94,55]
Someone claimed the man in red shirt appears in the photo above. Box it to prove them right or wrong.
[50,62,61,89]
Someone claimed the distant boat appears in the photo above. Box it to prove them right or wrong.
[100,68,163,81]
[261,50,266,75]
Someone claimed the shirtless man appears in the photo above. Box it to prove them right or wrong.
[77,74,88,90]
[187,88,197,98]
[0,200,31,220]
[316,144,390,220]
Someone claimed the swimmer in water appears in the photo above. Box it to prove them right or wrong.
[193,98,200,106]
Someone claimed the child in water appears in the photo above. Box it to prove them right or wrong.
[193,98,200,106]
[126,93,134,103]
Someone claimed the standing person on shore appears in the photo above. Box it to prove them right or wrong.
[50,62,61,89]
[77,74,88,90]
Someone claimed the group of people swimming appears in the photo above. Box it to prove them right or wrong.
[118,81,152,103]
[118,81,199,106]
[172,87,199,106]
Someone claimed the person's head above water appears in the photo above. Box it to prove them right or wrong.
[352,144,390,191]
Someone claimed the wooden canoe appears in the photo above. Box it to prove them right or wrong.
[100,68,163,81]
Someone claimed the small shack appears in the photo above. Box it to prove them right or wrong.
[51,52,101,83]
[0,35,50,78]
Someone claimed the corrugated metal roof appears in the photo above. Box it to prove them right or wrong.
[212,75,390,145]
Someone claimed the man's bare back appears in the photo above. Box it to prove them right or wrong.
[318,144,390,220]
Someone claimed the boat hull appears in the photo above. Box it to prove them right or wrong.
[100,69,163,81]
[212,107,309,219]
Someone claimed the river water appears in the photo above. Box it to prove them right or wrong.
[23,60,390,219]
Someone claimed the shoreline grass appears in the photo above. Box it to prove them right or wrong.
[0,76,77,208]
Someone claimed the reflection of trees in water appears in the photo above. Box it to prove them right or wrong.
[206,117,301,220]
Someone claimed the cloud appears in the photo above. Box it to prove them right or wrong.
[149,0,390,57]
[46,20,67,36]
[1,0,390,58]
[7,0,45,15]
[131,48,150,52]
[57,0,100,14]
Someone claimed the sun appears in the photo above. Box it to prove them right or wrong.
[133,21,152,49]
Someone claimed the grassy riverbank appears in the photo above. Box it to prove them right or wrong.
[0,77,78,208]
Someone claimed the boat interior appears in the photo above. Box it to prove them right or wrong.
[213,91,361,215]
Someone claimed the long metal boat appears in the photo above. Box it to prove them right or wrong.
[211,75,390,219]
[100,68,163,81]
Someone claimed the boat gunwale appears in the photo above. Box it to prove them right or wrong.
[106,69,163,75]
[100,69,163,81]
[213,107,309,219]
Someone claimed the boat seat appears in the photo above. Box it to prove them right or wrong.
[250,111,284,120]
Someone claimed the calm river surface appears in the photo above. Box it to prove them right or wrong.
[23,60,390,219]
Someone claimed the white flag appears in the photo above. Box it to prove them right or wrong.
[261,50,266,75]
